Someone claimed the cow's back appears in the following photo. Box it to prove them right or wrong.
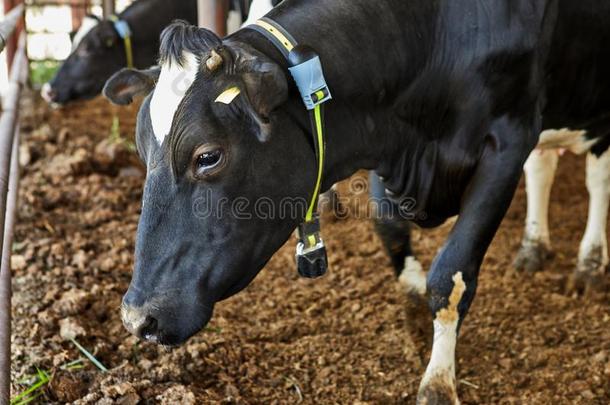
[543,0,610,130]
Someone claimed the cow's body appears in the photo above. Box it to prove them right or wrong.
[513,1,610,290]
[383,0,610,296]
[252,0,550,220]
[101,0,610,403]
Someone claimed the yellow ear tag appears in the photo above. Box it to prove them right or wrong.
[215,87,241,104]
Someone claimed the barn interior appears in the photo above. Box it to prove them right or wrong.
[0,1,609,403]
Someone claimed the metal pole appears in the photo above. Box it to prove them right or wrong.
[0,32,27,405]
[0,126,18,405]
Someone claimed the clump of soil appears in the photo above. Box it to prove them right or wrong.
[10,91,610,403]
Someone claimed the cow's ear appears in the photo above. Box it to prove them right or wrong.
[239,58,288,142]
[103,67,160,105]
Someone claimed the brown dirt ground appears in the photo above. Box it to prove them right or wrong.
[9,91,610,404]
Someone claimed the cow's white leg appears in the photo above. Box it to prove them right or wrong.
[524,149,559,246]
[514,149,559,272]
[398,256,429,350]
[572,150,610,290]
[418,272,465,405]
[399,256,427,296]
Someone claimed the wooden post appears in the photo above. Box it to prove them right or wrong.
[102,0,115,19]
[71,0,88,31]
[198,0,216,30]
[2,0,23,72]
[214,0,229,37]
[198,0,228,36]
[0,3,23,55]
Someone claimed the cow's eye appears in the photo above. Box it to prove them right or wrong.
[192,145,225,178]
[197,150,221,168]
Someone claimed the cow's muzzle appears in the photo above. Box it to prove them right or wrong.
[41,83,64,108]
[41,83,57,103]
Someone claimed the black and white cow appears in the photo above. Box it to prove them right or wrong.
[101,0,607,403]
[512,2,610,291]
[42,0,281,105]
[514,138,609,291]
[42,0,198,105]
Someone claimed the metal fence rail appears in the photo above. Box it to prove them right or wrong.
[0,126,20,405]
[0,4,23,55]
[0,12,27,402]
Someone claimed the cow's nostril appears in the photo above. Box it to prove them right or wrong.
[121,305,160,340]
[139,316,159,340]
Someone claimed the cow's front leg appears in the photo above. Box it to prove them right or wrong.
[418,124,532,404]
[369,172,431,352]
[369,172,422,286]
[570,149,610,293]
[513,148,558,272]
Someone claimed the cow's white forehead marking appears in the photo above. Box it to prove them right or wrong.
[149,52,200,145]
[72,16,100,50]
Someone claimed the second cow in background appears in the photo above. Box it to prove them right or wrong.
[42,0,281,105]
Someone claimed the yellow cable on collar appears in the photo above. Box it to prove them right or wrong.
[109,15,134,69]
[254,19,325,224]
[306,104,325,222]
[124,36,134,68]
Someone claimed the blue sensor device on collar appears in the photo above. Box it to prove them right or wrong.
[288,51,332,110]
[112,19,132,39]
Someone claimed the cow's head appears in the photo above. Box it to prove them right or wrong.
[104,22,317,345]
[42,16,128,105]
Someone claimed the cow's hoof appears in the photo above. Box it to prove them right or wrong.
[513,239,553,273]
[417,379,459,405]
[567,247,608,295]
[567,270,605,296]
